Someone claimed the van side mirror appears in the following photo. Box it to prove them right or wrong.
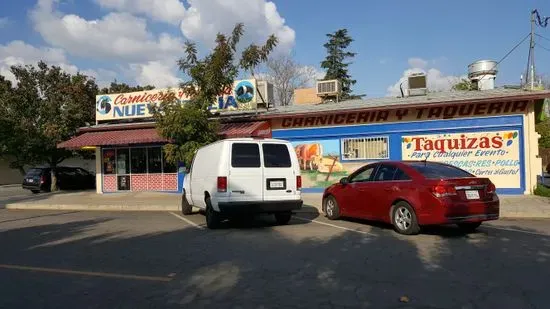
[339,177,349,185]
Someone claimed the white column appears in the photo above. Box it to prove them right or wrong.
[95,147,103,194]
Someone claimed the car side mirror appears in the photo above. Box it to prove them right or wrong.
[339,177,349,185]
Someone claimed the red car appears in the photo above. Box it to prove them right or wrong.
[322,161,499,235]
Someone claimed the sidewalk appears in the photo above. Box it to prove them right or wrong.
[2,190,549,218]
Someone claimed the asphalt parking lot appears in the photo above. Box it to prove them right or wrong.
[0,209,549,309]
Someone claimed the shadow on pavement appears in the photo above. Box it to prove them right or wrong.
[0,214,548,308]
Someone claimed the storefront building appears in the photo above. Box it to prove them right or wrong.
[261,89,550,195]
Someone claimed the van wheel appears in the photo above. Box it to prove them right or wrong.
[181,193,193,215]
[391,201,420,235]
[275,212,292,225]
[457,222,482,233]
[323,195,340,220]
[205,198,221,229]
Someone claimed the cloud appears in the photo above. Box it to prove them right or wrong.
[180,0,295,53]
[0,40,116,87]
[30,0,183,62]
[0,17,10,28]
[128,60,181,88]
[95,0,186,25]
[387,57,465,96]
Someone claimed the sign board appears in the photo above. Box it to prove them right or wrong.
[209,79,258,112]
[96,88,190,122]
[272,101,529,129]
[401,130,521,189]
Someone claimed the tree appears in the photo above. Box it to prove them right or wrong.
[320,28,357,100]
[154,23,278,166]
[99,81,155,94]
[263,54,317,106]
[0,61,98,190]
[452,78,478,91]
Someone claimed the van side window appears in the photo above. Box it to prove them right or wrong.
[231,143,261,168]
[262,144,291,168]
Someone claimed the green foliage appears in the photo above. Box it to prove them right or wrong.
[0,61,98,189]
[452,78,478,91]
[536,119,550,148]
[155,23,278,166]
[99,81,154,94]
[320,28,357,100]
[534,184,550,197]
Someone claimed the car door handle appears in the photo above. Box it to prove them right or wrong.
[232,190,245,194]
[385,186,399,192]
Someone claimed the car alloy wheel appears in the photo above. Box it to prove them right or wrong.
[392,201,420,235]
[324,196,340,220]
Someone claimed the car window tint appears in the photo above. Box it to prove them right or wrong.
[393,168,411,181]
[232,143,261,168]
[374,164,397,182]
[350,166,376,183]
[408,162,473,179]
[26,168,44,176]
[262,144,291,168]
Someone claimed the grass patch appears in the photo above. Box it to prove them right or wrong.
[534,184,550,197]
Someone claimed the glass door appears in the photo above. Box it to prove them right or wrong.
[116,148,131,190]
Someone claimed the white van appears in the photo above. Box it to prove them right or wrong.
[182,138,303,229]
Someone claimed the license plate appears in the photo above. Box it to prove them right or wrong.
[465,190,480,200]
[270,181,284,189]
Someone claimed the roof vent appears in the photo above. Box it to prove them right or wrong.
[407,73,428,96]
[468,60,497,90]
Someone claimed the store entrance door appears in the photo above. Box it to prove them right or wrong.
[116,148,131,191]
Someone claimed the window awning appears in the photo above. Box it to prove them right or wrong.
[57,128,169,149]
[58,121,272,149]
[219,121,271,138]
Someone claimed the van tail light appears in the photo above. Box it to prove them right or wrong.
[217,176,227,193]
[486,182,496,194]
[40,176,45,184]
[296,176,302,191]
[432,183,457,198]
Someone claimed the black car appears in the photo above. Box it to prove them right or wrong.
[22,167,96,194]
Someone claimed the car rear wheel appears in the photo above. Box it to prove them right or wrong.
[324,195,340,220]
[457,222,482,233]
[205,198,221,229]
[275,212,292,225]
[181,192,193,216]
[392,201,420,235]
[31,190,40,194]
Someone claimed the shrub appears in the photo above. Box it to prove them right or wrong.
[534,184,550,197]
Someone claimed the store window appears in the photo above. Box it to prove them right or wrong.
[131,148,147,174]
[148,147,162,173]
[103,149,116,174]
[342,137,389,160]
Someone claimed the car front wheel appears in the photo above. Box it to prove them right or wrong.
[323,195,340,220]
[392,201,420,235]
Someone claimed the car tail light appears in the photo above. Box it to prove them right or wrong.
[432,183,457,197]
[217,176,227,193]
[296,176,302,191]
[40,176,45,184]
[486,182,496,194]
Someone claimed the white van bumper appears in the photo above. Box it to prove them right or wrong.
[216,199,303,215]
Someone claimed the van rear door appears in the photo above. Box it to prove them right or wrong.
[261,142,298,201]
[228,142,264,202]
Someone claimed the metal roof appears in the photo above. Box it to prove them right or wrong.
[258,88,550,118]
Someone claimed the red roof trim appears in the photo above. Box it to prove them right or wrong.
[57,128,169,149]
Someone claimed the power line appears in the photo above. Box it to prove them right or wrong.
[536,33,550,43]
[474,33,531,83]
[536,43,550,53]
[533,9,550,27]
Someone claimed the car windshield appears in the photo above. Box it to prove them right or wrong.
[25,168,45,176]
[407,162,473,179]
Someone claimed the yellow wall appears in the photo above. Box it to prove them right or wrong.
[525,100,543,194]
[293,88,322,105]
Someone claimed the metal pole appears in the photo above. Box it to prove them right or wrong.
[530,11,536,90]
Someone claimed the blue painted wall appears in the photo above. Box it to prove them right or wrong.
[274,115,525,195]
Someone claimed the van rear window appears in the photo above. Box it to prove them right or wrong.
[262,144,291,168]
[231,143,261,168]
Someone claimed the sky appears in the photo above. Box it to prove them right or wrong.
[1,0,550,98]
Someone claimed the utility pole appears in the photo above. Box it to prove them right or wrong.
[526,10,536,90]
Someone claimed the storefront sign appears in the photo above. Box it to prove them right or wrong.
[401,130,521,189]
[272,101,528,129]
[209,79,257,111]
[96,88,190,121]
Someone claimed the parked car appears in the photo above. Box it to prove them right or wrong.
[182,138,303,229]
[322,161,499,235]
[22,166,96,194]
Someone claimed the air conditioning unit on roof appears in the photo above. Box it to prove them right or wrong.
[316,79,342,96]
[407,73,428,96]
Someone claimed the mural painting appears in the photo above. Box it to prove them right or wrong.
[291,139,365,189]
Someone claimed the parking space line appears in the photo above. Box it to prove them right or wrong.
[0,264,173,282]
[294,216,375,236]
[169,212,205,229]
[483,225,549,237]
